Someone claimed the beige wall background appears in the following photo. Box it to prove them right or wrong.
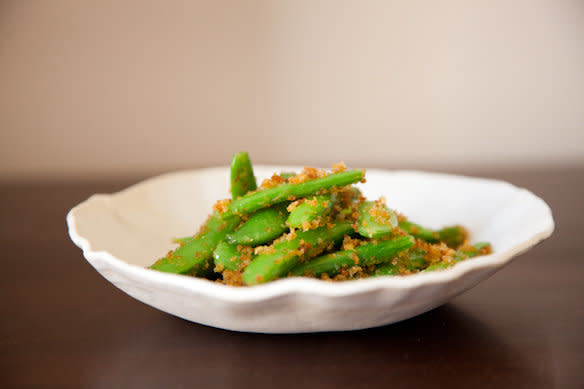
[1,0,583,179]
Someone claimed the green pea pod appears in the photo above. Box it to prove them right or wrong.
[223,170,365,218]
[287,194,335,229]
[242,222,353,285]
[291,236,414,278]
[357,201,398,239]
[151,212,241,275]
[226,204,289,246]
[230,152,257,200]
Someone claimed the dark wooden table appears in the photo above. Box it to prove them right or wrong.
[1,168,582,388]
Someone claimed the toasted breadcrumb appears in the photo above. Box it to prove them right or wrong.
[213,199,231,214]
[261,173,287,189]
[331,161,347,173]
[396,212,408,223]
[287,199,303,212]
[286,229,297,241]
[288,167,327,184]
[305,197,319,207]
[221,270,242,286]
[214,263,225,272]
[423,241,456,264]
[341,235,363,251]
[254,245,276,255]
[369,197,396,226]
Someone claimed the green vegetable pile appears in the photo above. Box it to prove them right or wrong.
[150,152,492,286]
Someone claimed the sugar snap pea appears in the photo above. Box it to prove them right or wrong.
[371,247,427,276]
[437,226,468,248]
[423,261,452,272]
[226,204,289,246]
[424,242,491,272]
[213,241,253,272]
[287,194,335,229]
[223,170,365,218]
[151,213,241,275]
[149,152,493,285]
[242,222,353,285]
[172,236,194,245]
[357,201,398,239]
[371,262,400,276]
[230,152,257,200]
[290,236,414,277]
[398,221,437,242]
[399,221,467,248]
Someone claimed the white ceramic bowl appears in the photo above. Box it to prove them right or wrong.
[67,167,554,333]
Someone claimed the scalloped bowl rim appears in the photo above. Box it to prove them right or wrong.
[66,167,555,304]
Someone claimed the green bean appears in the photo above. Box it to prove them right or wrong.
[223,169,365,218]
[213,241,253,272]
[242,222,353,285]
[287,194,335,229]
[398,221,438,242]
[226,204,289,246]
[290,236,414,277]
[371,247,427,276]
[357,201,398,239]
[424,242,491,272]
[150,213,241,275]
[230,152,257,200]
[399,221,468,248]
[438,226,468,248]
